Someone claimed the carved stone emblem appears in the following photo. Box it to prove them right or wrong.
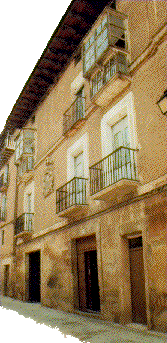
[43,158,54,197]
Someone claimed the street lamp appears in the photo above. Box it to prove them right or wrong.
[157,90,167,115]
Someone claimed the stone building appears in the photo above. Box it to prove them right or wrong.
[0,0,166,333]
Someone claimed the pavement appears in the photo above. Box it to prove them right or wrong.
[1,296,167,343]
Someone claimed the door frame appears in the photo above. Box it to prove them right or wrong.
[27,250,41,302]
[120,232,150,326]
[71,234,102,313]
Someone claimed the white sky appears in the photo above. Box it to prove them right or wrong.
[0,0,72,134]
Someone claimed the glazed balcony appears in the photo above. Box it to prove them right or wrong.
[14,213,34,237]
[83,7,128,78]
[0,135,15,165]
[0,208,6,222]
[90,53,130,106]
[15,128,34,166]
[56,177,87,218]
[63,97,86,136]
[90,147,138,202]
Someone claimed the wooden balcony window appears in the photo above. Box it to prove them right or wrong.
[83,7,127,78]
[90,147,138,201]
[63,94,86,135]
[15,129,34,165]
[14,213,34,236]
[0,166,9,192]
[56,177,87,218]
[0,134,15,166]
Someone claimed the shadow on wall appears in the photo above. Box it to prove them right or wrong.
[149,288,167,333]
[44,244,73,312]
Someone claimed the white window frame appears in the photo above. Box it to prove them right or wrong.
[67,133,89,181]
[23,182,34,214]
[101,92,138,158]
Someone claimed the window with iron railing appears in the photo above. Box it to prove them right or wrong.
[63,88,85,135]
[91,52,127,97]
[90,147,138,195]
[83,9,127,76]
[56,177,87,214]
[14,213,34,235]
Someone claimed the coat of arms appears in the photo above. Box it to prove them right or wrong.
[43,158,54,197]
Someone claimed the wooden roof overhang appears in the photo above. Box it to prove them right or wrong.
[0,0,115,148]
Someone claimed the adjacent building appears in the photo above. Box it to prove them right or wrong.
[0,0,166,333]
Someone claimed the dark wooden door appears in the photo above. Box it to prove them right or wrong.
[76,235,100,312]
[4,265,9,296]
[129,237,147,324]
[84,250,100,311]
[29,251,40,302]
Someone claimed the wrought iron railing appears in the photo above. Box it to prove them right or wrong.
[89,147,138,195]
[56,177,87,213]
[14,213,34,235]
[90,53,128,98]
[63,97,85,134]
[0,208,6,221]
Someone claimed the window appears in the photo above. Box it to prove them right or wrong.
[83,10,127,75]
[74,152,84,178]
[27,193,32,213]
[91,71,103,97]
[15,129,34,163]
[91,52,127,97]
[4,165,9,185]
[1,230,4,245]
[75,87,85,121]
[96,16,108,59]
[1,194,7,221]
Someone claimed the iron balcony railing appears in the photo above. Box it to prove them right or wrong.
[56,177,87,214]
[90,147,138,196]
[0,208,6,221]
[90,53,128,98]
[14,213,34,235]
[63,97,85,135]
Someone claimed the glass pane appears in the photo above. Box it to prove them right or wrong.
[109,15,124,28]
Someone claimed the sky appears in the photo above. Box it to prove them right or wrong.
[0,0,72,134]
[0,1,82,340]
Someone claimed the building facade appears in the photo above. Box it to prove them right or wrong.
[0,0,166,333]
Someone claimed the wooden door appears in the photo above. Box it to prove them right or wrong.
[129,237,147,324]
[76,235,100,312]
[29,251,40,302]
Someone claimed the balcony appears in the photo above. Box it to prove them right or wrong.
[63,97,86,136]
[83,7,128,78]
[17,156,34,182]
[0,135,15,166]
[90,53,130,106]
[56,177,87,218]
[15,129,34,166]
[14,213,34,238]
[0,208,6,222]
[0,173,8,192]
[90,147,139,202]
